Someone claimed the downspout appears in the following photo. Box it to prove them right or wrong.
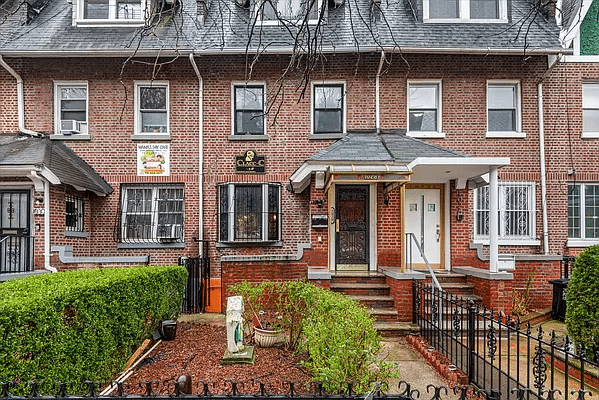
[43,178,55,271]
[538,54,562,255]
[189,53,204,257]
[0,55,43,138]
[375,51,385,133]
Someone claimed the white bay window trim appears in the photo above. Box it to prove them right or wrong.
[423,0,507,23]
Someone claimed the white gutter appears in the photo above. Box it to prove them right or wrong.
[375,51,385,133]
[189,53,204,257]
[29,171,56,273]
[0,55,43,138]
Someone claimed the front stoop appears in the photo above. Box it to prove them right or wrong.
[422,271,483,304]
[330,272,416,337]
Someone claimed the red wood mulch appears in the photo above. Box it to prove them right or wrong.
[110,322,311,395]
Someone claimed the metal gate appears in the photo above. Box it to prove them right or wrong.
[0,190,33,274]
[181,245,210,313]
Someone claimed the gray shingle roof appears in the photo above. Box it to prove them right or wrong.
[0,134,113,196]
[0,0,564,55]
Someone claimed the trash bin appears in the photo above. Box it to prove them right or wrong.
[549,279,569,321]
[161,320,177,340]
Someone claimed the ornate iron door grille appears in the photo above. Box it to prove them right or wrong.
[335,185,369,268]
[0,190,32,274]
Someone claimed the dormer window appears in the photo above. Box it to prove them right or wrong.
[76,0,147,26]
[423,0,507,22]
[258,0,322,23]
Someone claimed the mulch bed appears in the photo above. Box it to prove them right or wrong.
[109,322,311,395]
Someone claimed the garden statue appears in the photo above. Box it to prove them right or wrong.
[226,296,245,353]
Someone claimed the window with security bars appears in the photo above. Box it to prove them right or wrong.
[66,195,84,232]
[219,183,280,243]
[474,182,535,240]
[119,184,184,243]
[568,183,599,240]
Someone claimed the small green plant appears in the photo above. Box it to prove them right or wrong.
[229,280,396,394]
[565,246,599,359]
[511,272,536,316]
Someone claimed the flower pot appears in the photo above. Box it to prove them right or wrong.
[254,326,285,348]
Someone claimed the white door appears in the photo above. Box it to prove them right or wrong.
[405,188,442,269]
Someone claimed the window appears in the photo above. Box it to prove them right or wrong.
[487,82,521,135]
[474,182,535,241]
[219,183,281,243]
[583,83,599,136]
[424,0,506,21]
[312,83,344,134]
[77,0,146,25]
[233,85,265,135]
[66,196,84,232]
[568,183,599,241]
[54,82,88,135]
[408,81,441,136]
[135,81,169,135]
[260,0,320,22]
[119,184,184,243]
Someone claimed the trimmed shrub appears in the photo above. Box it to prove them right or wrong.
[565,245,599,358]
[0,265,187,391]
[229,280,395,393]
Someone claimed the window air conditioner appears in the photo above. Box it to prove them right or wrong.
[60,120,82,135]
[158,225,180,242]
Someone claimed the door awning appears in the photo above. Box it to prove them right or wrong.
[0,134,113,196]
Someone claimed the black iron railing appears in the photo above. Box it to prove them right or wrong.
[560,256,576,279]
[181,247,210,313]
[413,280,599,400]
[0,235,33,274]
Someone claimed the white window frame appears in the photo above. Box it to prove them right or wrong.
[231,82,267,137]
[423,0,507,23]
[74,0,148,26]
[310,81,346,137]
[218,183,281,243]
[407,80,443,138]
[120,184,185,243]
[53,81,89,137]
[567,183,599,247]
[486,80,523,138]
[255,0,324,25]
[582,83,599,138]
[134,81,169,136]
[474,181,537,245]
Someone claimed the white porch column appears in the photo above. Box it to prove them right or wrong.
[489,166,499,273]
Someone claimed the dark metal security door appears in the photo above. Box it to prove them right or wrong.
[0,191,32,274]
[335,185,369,271]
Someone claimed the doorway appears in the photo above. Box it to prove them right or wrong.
[0,190,32,273]
[335,185,369,271]
[405,186,443,269]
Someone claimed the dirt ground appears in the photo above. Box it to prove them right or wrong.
[110,322,311,395]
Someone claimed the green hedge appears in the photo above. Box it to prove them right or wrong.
[565,246,599,358]
[230,280,394,393]
[0,265,187,390]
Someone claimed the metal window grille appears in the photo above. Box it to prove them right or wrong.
[118,184,184,244]
[65,195,84,232]
[475,182,534,240]
[219,183,280,243]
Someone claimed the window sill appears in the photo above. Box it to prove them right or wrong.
[229,134,269,141]
[51,134,91,141]
[581,132,599,139]
[216,240,283,248]
[75,19,146,27]
[407,131,445,139]
[485,131,526,139]
[473,238,540,246]
[118,242,185,249]
[65,231,88,238]
[567,239,599,248]
[309,133,345,140]
[131,134,171,141]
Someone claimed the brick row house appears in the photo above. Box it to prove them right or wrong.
[0,0,592,321]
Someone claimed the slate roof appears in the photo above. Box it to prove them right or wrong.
[0,0,565,55]
[308,130,469,164]
[0,134,114,196]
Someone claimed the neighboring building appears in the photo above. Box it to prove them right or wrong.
[0,0,583,318]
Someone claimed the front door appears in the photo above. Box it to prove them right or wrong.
[0,190,32,273]
[405,187,442,269]
[335,185,369,271]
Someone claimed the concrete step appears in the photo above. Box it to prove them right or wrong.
[330,272,387,285]
[352,294,395,308]
[330,282,390,296]
[367,307,399,322]
[375,321,420,337]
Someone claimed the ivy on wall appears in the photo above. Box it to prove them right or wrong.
[581,0,599,55]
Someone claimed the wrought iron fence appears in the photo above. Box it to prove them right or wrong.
[413,280,599,400]
[0,235,33,274]
[560,256,576,280]
[181,247,210,313]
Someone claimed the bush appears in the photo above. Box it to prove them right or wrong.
[565,245,599,358]
[0,265,187,392]
[229,280,395,393]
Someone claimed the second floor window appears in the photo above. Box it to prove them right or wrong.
[313,84,344,134]
[79,0,145,23]
[55,82,88,135]
[487,82,520,133]
[583,83,599,135]
[425,0,505,21]
[408,82,441,134]
[135,82,169,135]
[234,85,265,135]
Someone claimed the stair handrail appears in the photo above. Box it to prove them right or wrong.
[405,232,442,293]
